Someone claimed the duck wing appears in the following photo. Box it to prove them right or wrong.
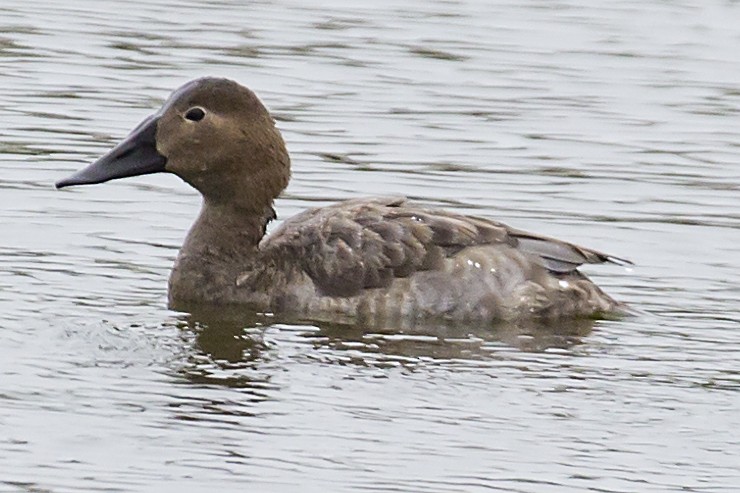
[261,196,629,297]
[508,227,632,273]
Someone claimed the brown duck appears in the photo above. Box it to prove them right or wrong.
[57,77,630,324]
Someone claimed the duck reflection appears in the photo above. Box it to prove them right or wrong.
[307,317,595,360]
[175,306,275,390]
[176,304,597,381]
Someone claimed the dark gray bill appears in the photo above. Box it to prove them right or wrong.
[56,115,167,188]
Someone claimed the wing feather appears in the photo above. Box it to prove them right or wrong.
[260,197,630,296]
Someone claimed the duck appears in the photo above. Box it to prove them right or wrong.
[56,77,630,324]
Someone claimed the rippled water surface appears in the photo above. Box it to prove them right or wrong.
[1,0,739,491]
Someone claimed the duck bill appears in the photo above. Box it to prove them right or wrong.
[56,115,167,188]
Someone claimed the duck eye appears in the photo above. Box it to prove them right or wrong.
[185,107,206,122]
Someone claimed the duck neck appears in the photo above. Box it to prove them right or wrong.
[182,198,275,262]
[169,198,276,306]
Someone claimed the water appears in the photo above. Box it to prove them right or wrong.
[1,0,739,491]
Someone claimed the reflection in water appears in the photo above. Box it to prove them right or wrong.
[178,305,597,379]
[175,307,276,390]
[183,309,268,364]
[310,317,596,360]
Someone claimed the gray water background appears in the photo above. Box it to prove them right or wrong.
[1,0,739,491]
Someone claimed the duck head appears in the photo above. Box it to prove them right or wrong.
[56,78,291,212]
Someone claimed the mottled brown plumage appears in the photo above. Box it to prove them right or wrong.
[57,77,630,323]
